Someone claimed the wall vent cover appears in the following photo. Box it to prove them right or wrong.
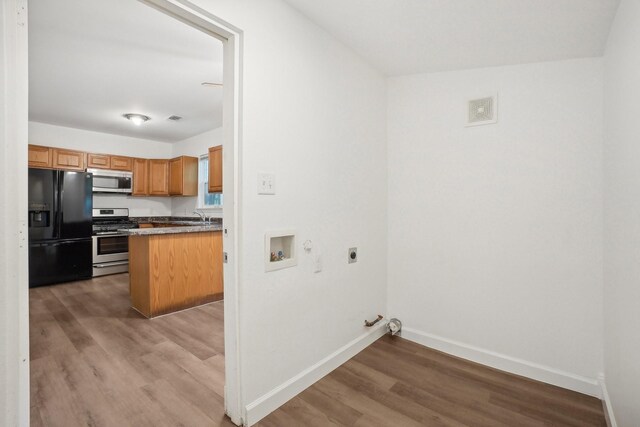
[466,94,497,126]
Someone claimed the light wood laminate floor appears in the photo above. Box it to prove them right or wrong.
[258,336,606,427]
[31,274,606,427]
[29,273,232,427]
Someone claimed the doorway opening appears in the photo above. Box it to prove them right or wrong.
[25,0,243,424]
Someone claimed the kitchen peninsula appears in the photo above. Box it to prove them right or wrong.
[124,222,223,318]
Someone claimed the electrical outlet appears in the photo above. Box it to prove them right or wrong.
[348,247,357,264]
[258,173,276,195]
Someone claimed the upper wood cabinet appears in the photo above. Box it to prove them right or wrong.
[208,145,222,193]
[169,156,198,196]
[87,153,110,169]
[28,145,52,169]
[110,156,133,171]
[52,148,85,171]
[148,159,169,196]
[30,145,85,171]
[87,154,133,171]
[27,144,200,198]
[132,158,149,196]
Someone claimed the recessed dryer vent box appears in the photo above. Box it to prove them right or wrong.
[265,230,297,272]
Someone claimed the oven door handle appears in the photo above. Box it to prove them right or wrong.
[94,261,129,268]
[94,232,128,236]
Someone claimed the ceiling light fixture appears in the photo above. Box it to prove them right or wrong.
[123,113,151,126]
[201,82,223,87]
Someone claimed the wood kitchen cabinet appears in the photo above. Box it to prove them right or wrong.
[28,145,52,169]
[87,154,133,171]
[169,156,198,196]
[110,156,133,171]
[27,144,201,198]
[148,159,169,196]
[52,148,85,171]
[87,153,110,169]
[132,158,149,196]
[129,230,223,318]
[208,145,222,193]
[30,144,85,171]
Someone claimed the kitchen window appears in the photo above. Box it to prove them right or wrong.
[198,154,223,209]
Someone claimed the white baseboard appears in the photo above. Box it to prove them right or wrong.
[244,322,388,426]
[399,327,601,397]
[598,374,617,427]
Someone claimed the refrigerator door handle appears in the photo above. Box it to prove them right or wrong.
[57,171,64,238]
[52,170,60,238]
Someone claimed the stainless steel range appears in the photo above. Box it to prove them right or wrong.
[92,208,137,277]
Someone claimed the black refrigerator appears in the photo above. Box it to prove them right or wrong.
[28,168,93,287]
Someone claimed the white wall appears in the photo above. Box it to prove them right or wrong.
[603,0,640,424]
[29,122,174,216]
[172,126,222,158]
[171,127,222,217]
[387,59,604,390]
[29,121,174,158]
[191,0,388,416]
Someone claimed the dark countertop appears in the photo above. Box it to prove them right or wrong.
[121,223,222,236]
[130,216,222,225]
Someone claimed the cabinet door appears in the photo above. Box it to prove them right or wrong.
[87,153,111,169]
[52,148,85,171]
[110,156,133,171]
[132,158,149,196]
[148,160,169,196]
[168,156,198,196]
[169,157,183,195]
[182,157,198,196]
[208,145,222,193]
[28,145,52,169]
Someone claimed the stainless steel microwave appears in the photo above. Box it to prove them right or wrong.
[87,168,133,194]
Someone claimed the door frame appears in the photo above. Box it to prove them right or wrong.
[1,1,30,426]
[3,0,246,425]
[135,1,245,423]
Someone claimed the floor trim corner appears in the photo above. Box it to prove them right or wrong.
[399,327,601,398]
[598,374,617,427]
[244,322,388,426]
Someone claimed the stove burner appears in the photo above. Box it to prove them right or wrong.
[92,208,137,235]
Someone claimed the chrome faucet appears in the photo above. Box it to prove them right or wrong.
[193,211,206,222]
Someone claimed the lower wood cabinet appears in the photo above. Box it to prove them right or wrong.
[169,156,198,196]
[28,145,52,169]
[132,158,149,196]
[148,159,169,196]
[208,145,222,193]
[52,148,85,171]
[129,231,223,318]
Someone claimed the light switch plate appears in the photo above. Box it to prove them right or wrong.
[258,173,276,195]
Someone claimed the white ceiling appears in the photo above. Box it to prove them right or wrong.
[29,0,223,143]
[283,0,621,76]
